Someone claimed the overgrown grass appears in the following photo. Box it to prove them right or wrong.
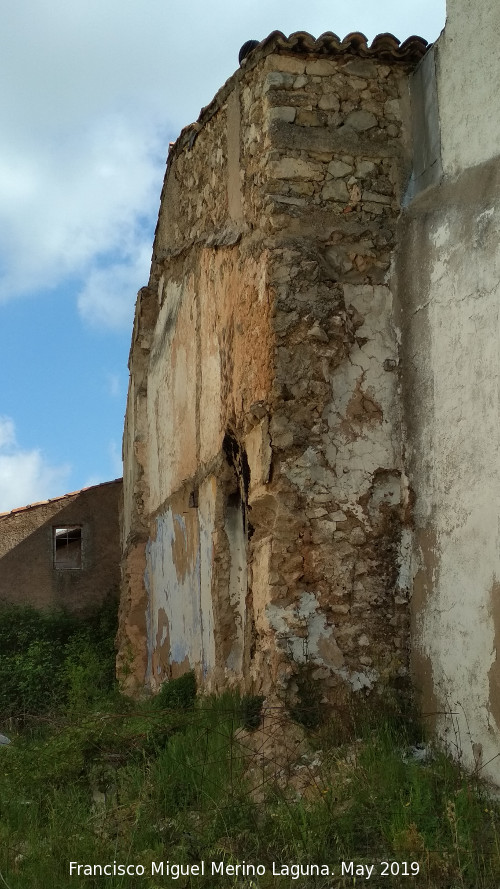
[1,603,500,888]
[0,597,118,718]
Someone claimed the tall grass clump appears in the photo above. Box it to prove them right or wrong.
[1,602,500,888]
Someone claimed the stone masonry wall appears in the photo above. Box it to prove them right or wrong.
[252,48,414,707]
[118,32,426,708]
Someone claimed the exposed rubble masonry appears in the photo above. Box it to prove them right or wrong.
[118,31,426,708]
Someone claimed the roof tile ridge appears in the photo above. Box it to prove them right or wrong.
[0,477,122,519]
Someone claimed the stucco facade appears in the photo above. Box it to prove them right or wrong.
[398,0,500,784]
[0,479,122,614]
[118,31,427,708]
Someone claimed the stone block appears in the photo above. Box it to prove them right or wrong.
[356,159,376,176]
[362,190,392,204]
[266,53,306,74]
[344,110,378,131]
[307,322,329,342]
[344,59,377,78]
[322,180,349,201]
[267,106,297,123]
[270,156,324,180]
[296,109,325,127]
[293,74,308,89]
[362,201,385,214]
[305,59,337,75]
[384,98,400,118]
[330,510,347,522]
[263,72,295,93]
[327,159,353,178]
[318,94,341,111]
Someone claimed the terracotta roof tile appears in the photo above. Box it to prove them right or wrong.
[240,30,428,64]
[0,478,122,520]
[169,29,428,160]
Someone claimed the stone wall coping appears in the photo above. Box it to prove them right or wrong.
[167,30,428,163]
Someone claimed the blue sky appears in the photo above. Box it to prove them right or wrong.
[0,0,446,512]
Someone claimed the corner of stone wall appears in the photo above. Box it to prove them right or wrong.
[239,49,416,711]
[119,45,421,716]
[117,284,159,694]
[116,535,149,694]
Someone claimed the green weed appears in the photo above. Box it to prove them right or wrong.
[0,597,118,718]
[1,604,500,887]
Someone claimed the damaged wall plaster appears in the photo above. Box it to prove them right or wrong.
[397,0,500,785]
[118,1,500,788]
[118,32,423,712]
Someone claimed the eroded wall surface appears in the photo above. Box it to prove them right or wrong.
[119,32,426,706]
[0,480,122,614]
[400,0,500,783]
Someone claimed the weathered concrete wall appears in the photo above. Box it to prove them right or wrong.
[400,0,500,784]
[0,479,122,614]
[118,31,427,706]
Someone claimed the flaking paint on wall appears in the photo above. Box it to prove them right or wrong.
[146,506,204,681]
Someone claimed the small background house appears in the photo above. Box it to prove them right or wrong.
[0,479,122,614]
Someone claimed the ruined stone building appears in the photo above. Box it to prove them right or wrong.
[118,0,500,785]
[0,479,122,614]
[118,31,420,698]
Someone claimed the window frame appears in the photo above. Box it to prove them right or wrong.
[53,525,83,570]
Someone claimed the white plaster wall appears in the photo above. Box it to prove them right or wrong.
[147,280,198,512]
[145,503,216,684]
[325,284,402,516]
[406,202,500,783]
[403,0,500,784]
[283,284,403,525]
[437,0,500,176]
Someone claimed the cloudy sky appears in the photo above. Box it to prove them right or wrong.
[0,0,446,512]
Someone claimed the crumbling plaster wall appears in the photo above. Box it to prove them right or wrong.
[119,33,426,706]
[399,0,500,784]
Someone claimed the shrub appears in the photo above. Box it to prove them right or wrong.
[152,670,197,711]
[0,597,118,717]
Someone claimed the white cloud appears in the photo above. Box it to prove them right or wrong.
[77,240,153,331]
[0,417,15,449]
[0,116,163,328]
[0,417,70,513]
[0,0,445,329]
[106,372,122,399]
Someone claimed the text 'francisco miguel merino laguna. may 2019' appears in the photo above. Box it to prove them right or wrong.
[69,859,421,879]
